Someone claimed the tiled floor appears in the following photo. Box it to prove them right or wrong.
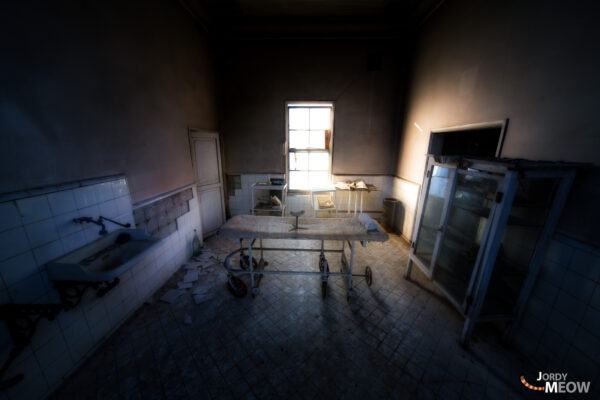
[52,235,538,399]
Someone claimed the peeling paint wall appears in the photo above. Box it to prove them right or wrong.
[217,39,406,175]
[394,0,600,244]
[394,0,600,378]
[0,0,218,204]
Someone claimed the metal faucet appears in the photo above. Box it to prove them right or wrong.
[73,216,131,235]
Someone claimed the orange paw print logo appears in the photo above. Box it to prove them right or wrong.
[521,376,545,391]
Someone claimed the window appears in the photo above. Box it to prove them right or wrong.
[286,102,333,191]
[428,120,508,158]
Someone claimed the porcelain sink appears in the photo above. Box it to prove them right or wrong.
[46,229,161,282]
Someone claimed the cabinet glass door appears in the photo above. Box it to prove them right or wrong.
[413,165,452,273]
[481,177,560,316]
[433,172,498,309]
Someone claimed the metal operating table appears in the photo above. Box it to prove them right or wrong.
[217,214,388,300]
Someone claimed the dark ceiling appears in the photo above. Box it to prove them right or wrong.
[181,0,444,38]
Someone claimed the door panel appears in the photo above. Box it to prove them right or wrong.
[199,187,223,235]
[413,165,452,273]
[194,138,220,186]
[434,173,498,307]
[190,131,225,237]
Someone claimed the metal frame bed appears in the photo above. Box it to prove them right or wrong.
[217,214,388,300]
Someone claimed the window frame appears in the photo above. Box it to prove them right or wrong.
[285,101,335,194]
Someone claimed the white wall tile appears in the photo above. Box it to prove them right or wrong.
[55,306,84,332]
[5,353,48,400]
[591,286,600,311]
[545,240,573,266]
[78,204,100,220]
[0,251,37,287]
[47,190,77,216]
[93,182,114,203]
[83,225,102,242]
[0,227,30,261]
[83,300,107,329]
[42,351,73,389]
[31,317,62,351]
[60,231,87,254]
[73,186,97,209]
[116,196,132,217]
[32,240,64,266]
[98,199,119,219]
[64,324,93,362]
[560,271,596,303]
[582,306,600,336]
[25,219,59,248]
[0,202,22,232]
[16,195,52,225]
[116,213,134,228]
[34,333,69,372]
[569,249,600,282]
[0,178,208,398]
[111,179,128,198]
[8,272,46,303]
[54,211,81,238]
[573,326,600,360]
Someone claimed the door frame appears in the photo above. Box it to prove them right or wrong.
[188,129,226,237]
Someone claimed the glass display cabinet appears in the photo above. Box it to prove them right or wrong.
[405,155,575,344]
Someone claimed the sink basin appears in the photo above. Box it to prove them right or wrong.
[47,229,161,282]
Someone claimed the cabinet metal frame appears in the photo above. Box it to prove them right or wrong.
[405,155,575,344]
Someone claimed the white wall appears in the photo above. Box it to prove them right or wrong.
[0,0,218,204]
[226,174,393,219]
[392,0,600,379]
[515,234,600,381]
[0,177,201,400]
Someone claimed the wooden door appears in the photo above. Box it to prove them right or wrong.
[189,130,225,237]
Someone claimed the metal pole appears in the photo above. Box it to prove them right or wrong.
[248,240,255,290]
[347,190,351,216]
[260,238,264,261]
[404,257,412,279]
[348,241,355,293]
[359,191,364,214]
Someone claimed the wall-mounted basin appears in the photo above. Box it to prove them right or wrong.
[47,229,160,282]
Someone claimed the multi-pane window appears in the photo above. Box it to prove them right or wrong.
[287,103,333,191]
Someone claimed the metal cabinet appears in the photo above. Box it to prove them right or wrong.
[251,183,287,216]
[405,155,575,344]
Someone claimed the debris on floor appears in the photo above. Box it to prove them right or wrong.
[177,282,193,289]
[55,236,537,399]
[159,289,186,304]
[193,293,212,304]
[183,270,199,283]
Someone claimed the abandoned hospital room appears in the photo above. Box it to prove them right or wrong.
[1,0,600,398]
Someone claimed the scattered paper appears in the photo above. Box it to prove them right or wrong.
[183,271,199,283]
[193,293,212,304]
[159,289,186,304]
[192,286,206,295]
[177,282,193,289]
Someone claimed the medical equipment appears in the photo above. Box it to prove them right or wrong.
[218,214,388,300]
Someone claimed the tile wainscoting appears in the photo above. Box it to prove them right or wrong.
[388,176,600,383]
[0,177,201,400]
[226,174,394,219]
[513,234,600,382]
[390,177,421,242]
